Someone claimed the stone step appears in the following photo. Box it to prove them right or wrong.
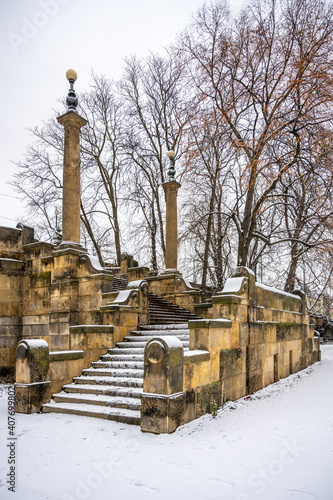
[149,317,194,324]
[116,342,147,349]
[43,402,140,425]
[116,341,189,349]
[100,353,144,362]
[148,307,195,315]
[130,329,189,337]
[92,360,144,369]
[148,311,193,318]
[43,296,199,425]
[63,383,143,399]
[53,391,141,410]
[123,335,189,343]
[73,375,143,388]
[82,367,144,378]
[108,347,145,355]
[140,323,189,330]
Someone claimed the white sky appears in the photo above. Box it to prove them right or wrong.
[0,0,244,227]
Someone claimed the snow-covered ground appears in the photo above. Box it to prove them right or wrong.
[1,346,333,500]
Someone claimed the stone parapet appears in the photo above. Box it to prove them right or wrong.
[141,266,321,433]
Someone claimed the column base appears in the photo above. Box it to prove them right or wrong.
[159,269,182,276]
[141,392,185,434]
[15,381,51,414]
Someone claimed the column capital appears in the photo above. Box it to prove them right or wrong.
[162,180,181,192]
[57,110,87,129]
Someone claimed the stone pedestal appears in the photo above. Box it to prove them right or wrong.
[57,110,87,246]
[163,180,181,271]
[15,339,51,413]
[141,336,184,433]
[15,382,51,414]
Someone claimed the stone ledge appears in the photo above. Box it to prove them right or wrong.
[189,319,232,329]
[49,350,84,361]
[195,302,212,309]
[211,294,245,304]
[69,325,114,334]
[184,350,210,364]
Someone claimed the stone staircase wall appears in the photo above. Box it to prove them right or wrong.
[141,267,321,433]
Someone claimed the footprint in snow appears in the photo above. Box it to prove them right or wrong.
[288,490,318,498]
[208,477,235,487]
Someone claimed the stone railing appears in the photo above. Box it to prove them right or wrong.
[14,324,115,413]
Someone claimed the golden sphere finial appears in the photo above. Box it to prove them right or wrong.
[66,69,77,82]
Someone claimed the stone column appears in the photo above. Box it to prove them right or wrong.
[57,110,87,245]
[15,339,51,413]
[163,180,181,271]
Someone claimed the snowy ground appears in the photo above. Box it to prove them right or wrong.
[1,346,333,500]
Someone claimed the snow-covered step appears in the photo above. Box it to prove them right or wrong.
[140,323,189,330]
[123,335,189,342]
[73,375,144,388]
[108,347,145,355]
[116,342,147,349]
[43,402,140,425]
[63,383,143,399]
[82,367,144,378]
[91,360,144,370]
[130,329,189,337]
[53,391,141,410]
[116,340,189,348]
[100,353,144,362]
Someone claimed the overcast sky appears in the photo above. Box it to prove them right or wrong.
[0,0,244,228]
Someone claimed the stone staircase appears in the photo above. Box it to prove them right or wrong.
[111,276,128,291]
[148,293,198,324]
[42,296,200,424]
[42,324,190,424]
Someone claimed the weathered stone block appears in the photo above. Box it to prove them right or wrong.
[196,381,222,418]
[141,392,185,434]
[184,359,211,390]
[189,319,231,351]
[263,370,274,388]
[239,323,248,347]
[247,345,263,372]
[223,373,246,401]
[220,348,243,379]
[15,381,50,413]
[249,323,265,345]
[247,369,263,394]
[263,355,274,374]
[184,389,196,423]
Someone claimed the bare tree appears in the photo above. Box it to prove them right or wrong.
[120,51,187,267]
[178,0,333,271]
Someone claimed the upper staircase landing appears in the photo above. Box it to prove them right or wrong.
[148,292,200,324]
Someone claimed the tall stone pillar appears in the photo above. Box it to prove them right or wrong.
[163,179,181,270]
[162,150,181,271]
[57,70,87,246]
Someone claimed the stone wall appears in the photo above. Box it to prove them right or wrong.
[0,224,141,380]
[0,225,27,377]
[142,267,321,433]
